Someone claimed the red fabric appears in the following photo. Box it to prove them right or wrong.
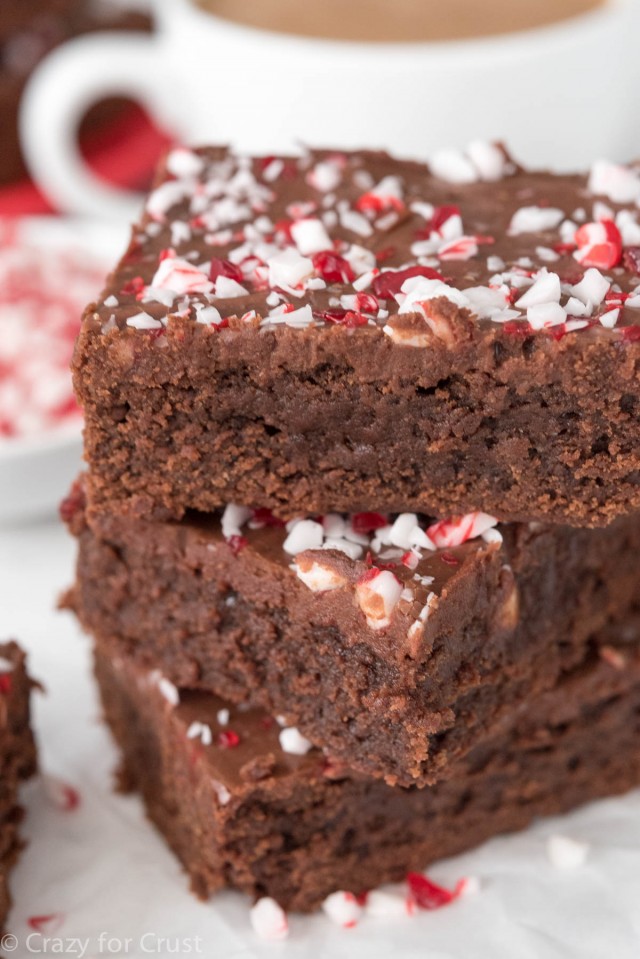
[0,105,173,216]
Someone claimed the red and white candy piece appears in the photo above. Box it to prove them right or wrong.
[42,775,81,812]
[150,256,213,295]
[322,891,363,928]
[250,897,289,940]
[427,512,498,549]
[573,220,622,270]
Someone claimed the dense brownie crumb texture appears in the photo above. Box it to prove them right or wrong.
[0,642,36,930]
[74,143,640,524]
[66,481,640,786]
[96,643,640,930]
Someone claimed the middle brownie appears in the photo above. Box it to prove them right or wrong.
[65,483,640,787]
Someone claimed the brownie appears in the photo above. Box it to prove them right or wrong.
[65,479,640,786]
[0,1,152,184]
[95,640,640,913]
[73,144,640,527]
[0,642,37,931]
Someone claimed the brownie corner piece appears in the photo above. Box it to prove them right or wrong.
[74,144,640,525]
[0,641,37,930]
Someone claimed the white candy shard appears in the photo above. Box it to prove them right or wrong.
[282,519,324,555]
[165,148,204,178]
[250,897,289,940]
[291,217,332,255]
[366,885,414,918]
[157,676,179,706]
[430,148,478,184]
[126,312,162,330]
[221,504,252,540]
[588,159,640,204]
[509,206,565,235]
[279,726,313,755]
[570,268,610,307]
[527,302,566,330]
[186,721,212,746]
[547,835,589,869]
[515,270,561,308]
[267,248,314,288]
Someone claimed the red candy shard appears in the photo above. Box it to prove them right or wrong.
[227,534,248,555]
[218,730,240,748]
[621,325,640,342]
[351,512,388,534]
[121,275,145,297]
[251,508,286,528]
[0,674,12,694]
[372,265,444,299]
[209,257,244,285]
[406,873,462,910]
[312,250,355,284]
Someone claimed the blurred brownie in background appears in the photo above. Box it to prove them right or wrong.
[0,0,153,185]
[0,642,36,930]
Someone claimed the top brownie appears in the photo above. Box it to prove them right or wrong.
[74,144,640,525]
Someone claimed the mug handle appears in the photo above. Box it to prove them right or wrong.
[19,32,182,220]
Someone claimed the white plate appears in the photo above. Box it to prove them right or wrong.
[0,215,126,524]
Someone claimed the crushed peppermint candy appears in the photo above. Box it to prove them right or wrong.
[250,897,289,940]
[186,721,213,746]
[101,145,640,348]
[0,225,105,440]
[154,674,179,707]
[322,891,363,928]
[279,726,313,756]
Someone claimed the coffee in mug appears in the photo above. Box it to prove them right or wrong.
[194,0,605,42]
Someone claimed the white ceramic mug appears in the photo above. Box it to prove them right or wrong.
[20,0,640,220]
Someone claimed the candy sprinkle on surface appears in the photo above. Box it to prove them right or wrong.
[93,144,640,344]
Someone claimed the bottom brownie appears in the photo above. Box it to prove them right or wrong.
[96,639,640,914]
[0,642,37,930]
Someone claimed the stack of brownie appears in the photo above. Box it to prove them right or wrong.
[65,142,640,920]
